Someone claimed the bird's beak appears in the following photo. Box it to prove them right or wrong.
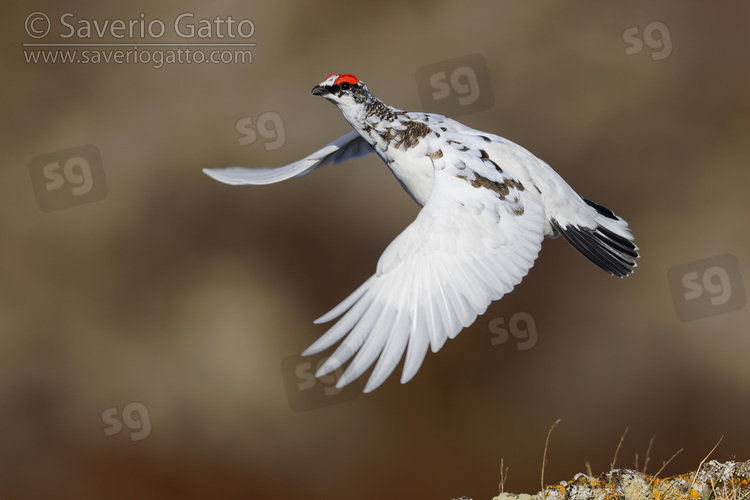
[311,85,328,96]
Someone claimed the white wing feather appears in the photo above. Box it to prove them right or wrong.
[303,157,547,392]
[202,131,373,185]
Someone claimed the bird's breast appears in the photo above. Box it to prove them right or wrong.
[379,147,436,207]
[353,118,442,206]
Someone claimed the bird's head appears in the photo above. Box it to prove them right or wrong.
[312,74,369,108]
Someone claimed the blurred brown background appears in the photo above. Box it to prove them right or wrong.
[1,1,749,499]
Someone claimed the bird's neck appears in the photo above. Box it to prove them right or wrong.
[338,95,407,148]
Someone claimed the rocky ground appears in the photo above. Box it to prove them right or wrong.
[453,460,750,500]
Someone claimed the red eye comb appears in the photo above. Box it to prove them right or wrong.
[334,74,359,86]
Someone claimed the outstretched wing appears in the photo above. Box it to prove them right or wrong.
[203,131,373,185]
[303,155,547,392]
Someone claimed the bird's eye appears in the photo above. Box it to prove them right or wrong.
[340,82,351,91]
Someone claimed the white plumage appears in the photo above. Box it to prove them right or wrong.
[204,74,638,392]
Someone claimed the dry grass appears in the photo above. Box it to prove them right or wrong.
[477,429,749,500]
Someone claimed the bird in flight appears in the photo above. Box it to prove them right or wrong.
[204,73,638,393]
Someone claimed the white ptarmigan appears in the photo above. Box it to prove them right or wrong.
[204,73,639,393]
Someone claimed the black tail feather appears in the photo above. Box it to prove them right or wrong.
[583,198,618,220]
[551,219,638,278]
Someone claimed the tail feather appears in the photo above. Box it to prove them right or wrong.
[583,198,618,220]
[552,198,638,277]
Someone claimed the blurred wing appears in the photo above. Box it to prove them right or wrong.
[302,161,547,392]
[203,131,373,185]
